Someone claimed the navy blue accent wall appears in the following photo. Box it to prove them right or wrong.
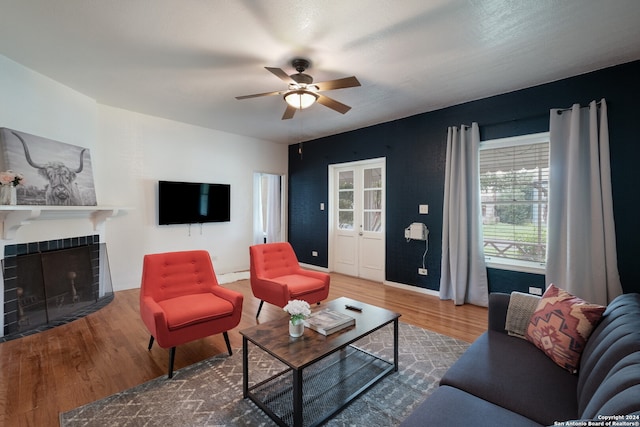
[288,60,640,295]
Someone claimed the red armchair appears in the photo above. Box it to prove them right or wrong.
[249,242,330,318]
[140,250,243,378]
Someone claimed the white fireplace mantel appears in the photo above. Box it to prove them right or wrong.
[0,206,129,239]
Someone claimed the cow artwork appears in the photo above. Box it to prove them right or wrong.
[0,128,97,206]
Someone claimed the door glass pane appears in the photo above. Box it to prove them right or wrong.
[338,170,354,230]
[363,167,382,232]
[339,211,353,230]
[339,171,354,189]
[339,191,353,209]
[363,167,382,189]
[363,211,382,232]
[363,189,381,210]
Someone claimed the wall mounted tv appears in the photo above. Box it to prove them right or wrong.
[158,180,230,225]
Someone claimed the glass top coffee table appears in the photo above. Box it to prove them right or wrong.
[240,297,400,427]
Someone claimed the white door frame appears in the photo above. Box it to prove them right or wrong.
[328,157,385,277]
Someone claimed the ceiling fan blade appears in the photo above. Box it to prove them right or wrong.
[282,104,297,120]
[316,94,352,114]
[315,76,361,91]
[266,67,296,84]
[235,90,285,100]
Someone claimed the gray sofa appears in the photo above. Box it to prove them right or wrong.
[401,292,640,426]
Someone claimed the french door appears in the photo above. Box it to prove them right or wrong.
[330,158,385,282]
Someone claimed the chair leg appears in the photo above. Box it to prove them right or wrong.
[256,300,264,318]
[223,331,232,356]
[148,335,155,351]
[168,347,176,379]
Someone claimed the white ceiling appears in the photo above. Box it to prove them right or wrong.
[1,0,640,144]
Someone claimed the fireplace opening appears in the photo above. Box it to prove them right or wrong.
[2,235,114,341]
[18,246,96,329]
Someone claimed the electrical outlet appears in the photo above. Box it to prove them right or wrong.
[312,251,318,257]
[529,286,543,296]
[418,268,428,276]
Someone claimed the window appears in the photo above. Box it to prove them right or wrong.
[480,132,549,273]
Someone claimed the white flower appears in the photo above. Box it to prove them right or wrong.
[283,299,311,323]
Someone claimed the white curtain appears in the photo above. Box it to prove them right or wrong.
[440,123,489,306]
[252,173,265,244]
[265,174,282,243]
[547,99,622,305]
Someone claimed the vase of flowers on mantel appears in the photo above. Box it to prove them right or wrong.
[283,299,311,338]
[0,170,23,205]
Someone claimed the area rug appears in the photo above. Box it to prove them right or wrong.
[60,322,469,426]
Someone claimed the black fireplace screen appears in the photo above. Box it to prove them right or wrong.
[3,236,113,339]
[17,246,96,330]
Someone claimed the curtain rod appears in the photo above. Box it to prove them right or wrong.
[457,99,603,127]
[458,110,552,130]
[445,124,474,133]
[555,99,603,114]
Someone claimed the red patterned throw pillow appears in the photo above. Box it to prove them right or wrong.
[526,284,605,373]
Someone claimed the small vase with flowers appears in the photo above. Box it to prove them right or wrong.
[283,299,311,338]
[0,170,23,205]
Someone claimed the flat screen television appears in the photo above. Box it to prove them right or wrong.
[158,180,230,225]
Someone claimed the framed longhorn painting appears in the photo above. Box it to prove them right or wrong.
[0,128,97,206]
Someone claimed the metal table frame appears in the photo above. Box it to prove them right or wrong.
[241,298,399,427]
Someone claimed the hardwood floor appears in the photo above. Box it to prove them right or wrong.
[0,273,487,427]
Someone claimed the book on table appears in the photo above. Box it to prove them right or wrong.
[304,308,356,335]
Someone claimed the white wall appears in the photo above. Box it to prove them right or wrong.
[0,54,287,296]
[95,105,287,289]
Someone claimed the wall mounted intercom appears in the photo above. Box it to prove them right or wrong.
[404,222,428,240]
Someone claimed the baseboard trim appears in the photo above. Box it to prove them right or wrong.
[383,280,440,297]
[298,263,330,272]
[218,270,250,284]
[216,268,439,299]
[216,265,328,284]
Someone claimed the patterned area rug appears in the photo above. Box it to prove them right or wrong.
[60,322,469,426]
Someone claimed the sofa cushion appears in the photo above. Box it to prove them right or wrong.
[576,294,640,416]
[399,385,543,427]
[581,354,640,419]
[440,331,578,425]
[526,284,605,373]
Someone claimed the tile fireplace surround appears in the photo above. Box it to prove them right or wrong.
[1,234,114,342]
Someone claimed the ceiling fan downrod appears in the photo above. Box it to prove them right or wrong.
[290,58,313,85]
[291,58,310,73]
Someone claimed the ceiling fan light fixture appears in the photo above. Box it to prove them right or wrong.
[284,89,319,110]
[236,60,359,119]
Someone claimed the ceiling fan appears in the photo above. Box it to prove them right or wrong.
[235,58,361,120]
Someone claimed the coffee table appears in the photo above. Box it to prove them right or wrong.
[240,297,400,427]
